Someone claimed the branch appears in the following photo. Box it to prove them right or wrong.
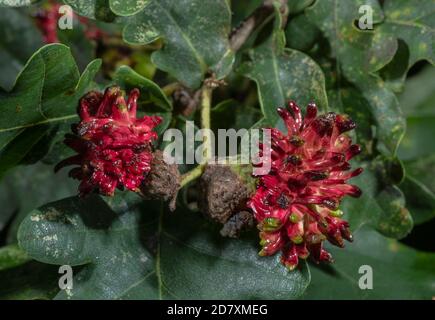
[180,164,205,188]
[179,1,289,188]
[229,0,288,51]
[172,86,201,117]
[179,83,214,187]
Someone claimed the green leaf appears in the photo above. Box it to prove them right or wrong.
[306,0,405,155]
[40,121,77,165]
[380,0,435,71]
[18,194,311,299]
[378,0,435,92]
[398,66,435,117]
[0,244,30,271]
[122,0,234,88]
[395,65,435,224]
[0,163,77,243]
[378,40,410,92]
[302,226,435,299]
[0,261,60,300]
[0,0,39,7]
[401,155,435,224]
[114,65,172,111]
[397,66,435,160]
[231,0,262,28]
[287,0,314,14]
[63,0,117,21]
[342,162,413,239]
[0,245,58,300]
[285,14,320,52]
[211,99,262,131]
[0,44,101,178]
[398,116,435,161]
[109,0,150,16]
[0,168,20,232]
[57,20,98,72]
[0,8,43,91]
[401,175,435,225]
[239,8,328,128]
[375,185,413,239]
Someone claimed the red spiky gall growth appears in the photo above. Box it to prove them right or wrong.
[248,101,363,270]
[55,86,162,197]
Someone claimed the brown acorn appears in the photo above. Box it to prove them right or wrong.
[139,150,181,211]
[197,162,256,238]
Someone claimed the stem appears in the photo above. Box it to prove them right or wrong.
[229,0,288,51]
[230,2,273,51]
[201,88,212,128]
[180,164,205,188]
[162,82,181,96]
[179,86,213,187]
[201,86,212,151]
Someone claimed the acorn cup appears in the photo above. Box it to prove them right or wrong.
[197,161,257,238]
[139,150,181,211]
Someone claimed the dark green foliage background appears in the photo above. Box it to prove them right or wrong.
[0,0,434,299]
